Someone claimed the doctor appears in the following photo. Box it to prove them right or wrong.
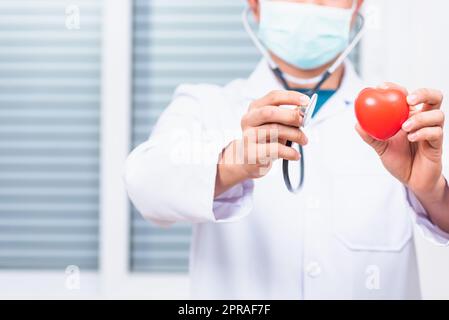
[125,0,449,299]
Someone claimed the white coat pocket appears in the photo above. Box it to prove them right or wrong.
[330,173,413,252]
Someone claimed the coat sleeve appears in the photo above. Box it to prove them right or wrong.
[406,188,449,246]
[124,85,254,226]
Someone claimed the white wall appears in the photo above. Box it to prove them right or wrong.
[361,0,449,299]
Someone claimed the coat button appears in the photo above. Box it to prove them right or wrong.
[306,262,322,278]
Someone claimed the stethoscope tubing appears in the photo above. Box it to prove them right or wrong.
[282,141,305,193]
[280,71,331,193]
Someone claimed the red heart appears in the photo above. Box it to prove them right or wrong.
[355,88,410,141]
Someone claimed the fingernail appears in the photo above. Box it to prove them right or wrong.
[408,133,418,141]
[407,94,418,105]
[300,96,310,105]
[402,119,413,131]
[378,83,389,89]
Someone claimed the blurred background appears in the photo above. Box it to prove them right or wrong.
[0,0,448,299]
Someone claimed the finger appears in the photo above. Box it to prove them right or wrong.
[244,106,303,128]
[250,90,310,109]
[378,82,409,96]
[355,123,389,156]
[408,126,444,148]
[252,142,299,163]
[402,110,445,133]
[407,88,444,110]
[254,124,308,146]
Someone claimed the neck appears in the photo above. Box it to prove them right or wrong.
[271,54,345,91]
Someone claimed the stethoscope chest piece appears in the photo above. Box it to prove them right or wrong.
[301,93,318,128]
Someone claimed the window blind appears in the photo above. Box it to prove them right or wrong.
[0,0,102,269]
[131,0,260,272]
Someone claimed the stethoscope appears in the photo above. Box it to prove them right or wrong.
[242,5,366,193]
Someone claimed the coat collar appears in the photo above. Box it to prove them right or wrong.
[244,59,365,125]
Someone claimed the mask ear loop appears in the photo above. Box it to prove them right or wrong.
[327,12,366,74]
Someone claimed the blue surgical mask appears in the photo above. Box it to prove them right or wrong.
[258,0,354,70]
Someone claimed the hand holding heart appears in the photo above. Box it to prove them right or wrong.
[355,83,445,197]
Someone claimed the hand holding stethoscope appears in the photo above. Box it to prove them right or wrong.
[242,6,365,193]
[232,90,312,188]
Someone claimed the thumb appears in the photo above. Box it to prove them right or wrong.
[355,123,388,156]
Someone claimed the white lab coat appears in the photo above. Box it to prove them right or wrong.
[125,60,449,299]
